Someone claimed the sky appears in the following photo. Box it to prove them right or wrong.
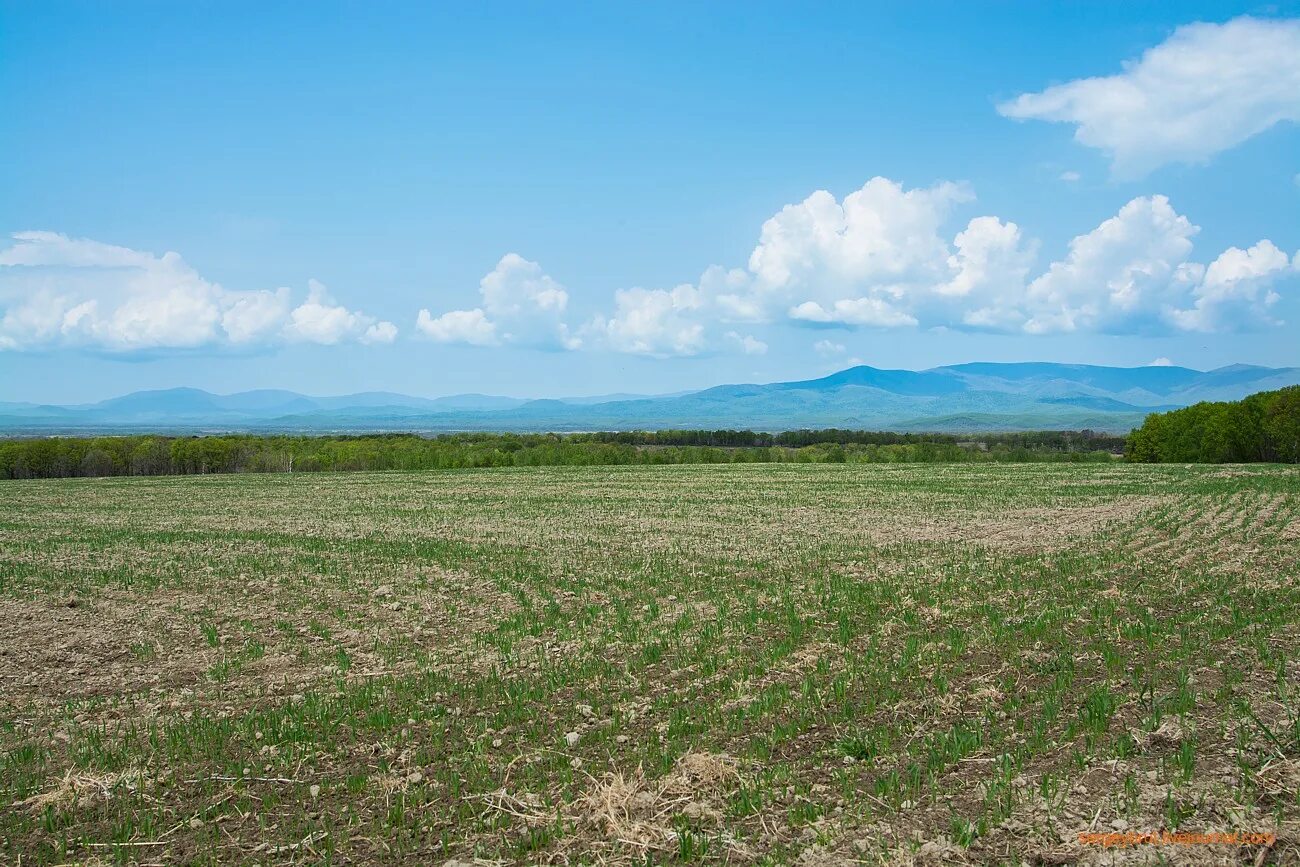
[2,1,1299,403]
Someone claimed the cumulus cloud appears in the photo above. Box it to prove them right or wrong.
[1019,199,1294,335]
[998,16,1300,177]
[940,216,1038,329]
[813,339,846,357]
[284,280,397,345]
[365,321,399,344]
[695,182,1293,338]
[705,179,1045,334]
[0,231,393,352]
[456,177,1288,349]
[746,178,971,314]
[1022,196,1200,333]
[10,172,1293,358]
[1167,240,1294,332]
[562,178,1294,354]
[789,298,917,328]
[1147,357,1174,366]
[222,288,292,344]
[725,331,768,355]
[632,177,989,339]
[416,253,579,350]
[415,307,498,346]
[583,284,706,356]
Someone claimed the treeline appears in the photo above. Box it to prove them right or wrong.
[0,429,1123,480]
[575,428,1126,450]
[1126,386,1300,463]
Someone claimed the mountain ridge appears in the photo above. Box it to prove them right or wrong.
[2,362,1296,435]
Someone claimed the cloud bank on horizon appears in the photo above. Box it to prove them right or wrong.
[6,181,1294,357]
[0,232,395,352]
[417,177,1296,357]
[1,15,1297,359]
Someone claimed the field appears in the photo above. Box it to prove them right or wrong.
[1,463,1298,865]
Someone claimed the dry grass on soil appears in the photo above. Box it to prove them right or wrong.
[1,463,1298,865]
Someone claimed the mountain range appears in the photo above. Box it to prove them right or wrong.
[2,362,1296,435]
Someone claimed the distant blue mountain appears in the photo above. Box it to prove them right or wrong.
[775,366,970,396]
[1,362,1296,435]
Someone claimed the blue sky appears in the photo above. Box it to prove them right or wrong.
[2,2,1299,402]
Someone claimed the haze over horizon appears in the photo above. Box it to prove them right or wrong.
[3,3,1299,404]
[5,359,1289,407]
[6,361,1298,437]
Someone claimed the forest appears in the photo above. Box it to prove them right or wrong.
[1126,386,1300,463]
[0,428,1123,479]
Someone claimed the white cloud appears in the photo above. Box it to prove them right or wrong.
[941,216,1030,300]
[1022,197,1293,334]
[480,252,568,317]
[10,171,1294,359]
[813,339,846,356]
[0,232,393,352]
[703,265,760,323]
[1167,240,1293,331]
[747,177,971,299]
[833,297,919,327]
[725,331,767,355]
[702,179,1032,333]
[284,280,397,345]
[0,231,154,269]
[790,298,917,328]
[1059,171,1081,182]
[222,288,291,344]
[706,177,984,331]
[747,184,1291,338]
[584,284,706,356]
[363,321,399,344]
[998,17,1300,177]
[940,216,1038,330]
[1022,196,1200,333]
[416,308,498,346]
[1147,357,1174,366]
[417,257,759,359]
[416,253,579,350]
[582,180,1293,348]
[788,301,833,323]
